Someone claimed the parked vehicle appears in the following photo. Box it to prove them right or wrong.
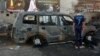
[11,12,97,46]
[0,22,12,37]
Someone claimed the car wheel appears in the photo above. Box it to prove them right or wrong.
[84,32,96,47]
[86,34,93,41]
[10,28,15,39]
[32,36,42,47]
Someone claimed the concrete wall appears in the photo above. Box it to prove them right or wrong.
[0,12,16,24]
[60,0,78,14]
[84,12,99,23]
[60,0,98,23]
[84,13,92,22]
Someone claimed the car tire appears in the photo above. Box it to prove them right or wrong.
[86,35,93,41]
[32,35,42,47]
[83,32,98,48]
[10,28,15,39]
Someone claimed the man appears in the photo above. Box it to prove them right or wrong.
[73,10,86,49]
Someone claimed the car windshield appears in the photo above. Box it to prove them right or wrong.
[59,16,73,26]
[63,16,73,22]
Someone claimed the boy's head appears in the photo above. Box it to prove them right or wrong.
[75,9,84,16]
[75,9,83,13]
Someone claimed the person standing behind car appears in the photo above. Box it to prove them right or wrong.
[73,10,86,49]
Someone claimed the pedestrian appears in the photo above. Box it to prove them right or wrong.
[73,10,86,49]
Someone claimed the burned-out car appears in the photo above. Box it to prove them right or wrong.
[0,22,12,37]
[11,12,97,46]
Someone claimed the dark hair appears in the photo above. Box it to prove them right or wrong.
[75,9,83,13]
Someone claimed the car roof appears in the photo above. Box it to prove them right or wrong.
[20,11,69,16]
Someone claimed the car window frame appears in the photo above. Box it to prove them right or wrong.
[59,15,73,26]
[23,14,37,24]
[39,15,58,26]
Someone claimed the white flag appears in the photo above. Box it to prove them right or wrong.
[27,0,37,12]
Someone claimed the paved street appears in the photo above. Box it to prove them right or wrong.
[0,43,100,56]
[0,35,100,56]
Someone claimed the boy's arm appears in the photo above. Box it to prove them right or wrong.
[73,22,75,32]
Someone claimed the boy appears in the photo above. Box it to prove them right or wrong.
[73,10,86,49]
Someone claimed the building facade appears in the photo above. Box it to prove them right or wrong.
[1,0,99,23]
[75,0,100,22]
[6,0,60,12]
[76,0,100,12]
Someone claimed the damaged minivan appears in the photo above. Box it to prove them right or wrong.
[11,12,97,46]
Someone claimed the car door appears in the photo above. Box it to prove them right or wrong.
[59,15,74,41]
[39,15,63,43]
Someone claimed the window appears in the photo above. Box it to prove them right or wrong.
[59,16,73,26]
[63,16,73,22]
[23,15,37,24]
[24,15,35,21]
[39,16,57,25]
[51,16,58,25]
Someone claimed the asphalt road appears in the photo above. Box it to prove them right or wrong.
[0,43,100,56]
[0,28,100,56]
[0,37,100,56]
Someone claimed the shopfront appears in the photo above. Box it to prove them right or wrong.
[6,0,25,12]
[6,0,60,12]
[36,0,60,12]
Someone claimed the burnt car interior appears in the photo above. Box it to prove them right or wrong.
[39,16,57,25]
[23,15,73,26]
[23,15,37,24]
[23,15,58,25]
